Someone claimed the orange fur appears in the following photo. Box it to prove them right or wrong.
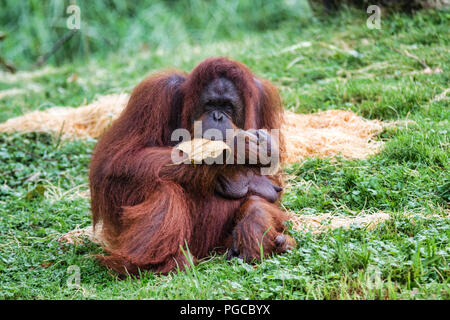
[89,57,294,275]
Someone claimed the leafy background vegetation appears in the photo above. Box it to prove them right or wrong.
[0,0,448,299]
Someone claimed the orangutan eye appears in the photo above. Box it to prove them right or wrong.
[223,106,233,116]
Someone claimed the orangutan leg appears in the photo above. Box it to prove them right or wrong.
[227,195,295,261]
[96,182,195,275]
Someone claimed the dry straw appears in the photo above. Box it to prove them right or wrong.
[59,224,109,247]
[0,93,384,163]
[284,110,383,162]
[286,211,390,234]
[0,93,129,139]
[60,211,390,246]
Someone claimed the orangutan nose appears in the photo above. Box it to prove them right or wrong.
[212,111,224,121]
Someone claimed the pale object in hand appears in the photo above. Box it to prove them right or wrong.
[174,138,231,163]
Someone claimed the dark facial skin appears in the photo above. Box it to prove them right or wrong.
[194,77,245,138]
[191,77,282,205]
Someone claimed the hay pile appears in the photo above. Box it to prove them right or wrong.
[0,93,385,163]
[60,211,390,246]
[284,110,383,162]
[0,93,129,139]
[287,211,390,234]
[59,224,109,247]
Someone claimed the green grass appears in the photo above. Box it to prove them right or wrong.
[0,0,312,68]
[0,5,449,299]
